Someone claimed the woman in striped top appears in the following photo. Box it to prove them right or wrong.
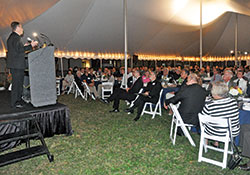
[201,82,240,142]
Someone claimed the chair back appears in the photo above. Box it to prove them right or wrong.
[169,103,196,146]
[169,103,183,123]
[82,82,90,91]
[198,113,232,139]
[102,82,113,87]
[197,113,234,169]
[158,89,163,105]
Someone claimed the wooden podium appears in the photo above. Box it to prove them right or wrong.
[28,46,57,107]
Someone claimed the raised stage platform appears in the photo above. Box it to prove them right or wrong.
[0,90,73,138]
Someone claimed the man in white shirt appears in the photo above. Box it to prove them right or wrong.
[233,69,248,94]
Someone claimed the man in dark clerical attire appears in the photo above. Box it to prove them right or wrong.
[126,71,162,121]
[6,21,38,108]
[103,70,143,112]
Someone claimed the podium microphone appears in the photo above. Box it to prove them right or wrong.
[40,33,54,46]
[27,37,32,43]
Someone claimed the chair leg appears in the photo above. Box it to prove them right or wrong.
[198,132,204,162]
[149,104,153,113]
[170,116,175,140]
[152,103,159,119]
[159,104,162,116]
[204,138,208,153]
[222,141,229,169]
[173,123,178,145]
[75,89,78,98]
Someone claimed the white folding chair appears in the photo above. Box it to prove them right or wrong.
[129,88,144,107]
[198,113,233,169]
[67,80,76,94]
[68,81,86,100]
[141,89,163,119]
[82,82,95,100]
[169,103,196,147]
[101,82,113,99]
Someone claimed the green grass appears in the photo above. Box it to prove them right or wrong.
[0,94,248,175]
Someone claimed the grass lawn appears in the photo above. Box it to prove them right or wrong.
[0,94,248,175]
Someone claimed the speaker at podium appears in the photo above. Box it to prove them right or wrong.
[28,46,57,107]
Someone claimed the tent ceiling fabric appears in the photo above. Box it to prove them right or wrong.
[1,0,250,57]
[0,0,59,34]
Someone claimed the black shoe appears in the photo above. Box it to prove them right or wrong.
[109,109,119,113]
[239,163,250,171]
[124,108,134,114]
[133,116,140,121]
[239,163,248,168]
[100,98,109,104]
[15,104,24,108]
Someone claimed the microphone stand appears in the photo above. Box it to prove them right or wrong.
[40,33,54,46]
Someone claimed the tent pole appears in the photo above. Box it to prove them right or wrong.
[199,0,203,69]
[131,54,133,68]
[235,14,238,67]
[100,58,103,69]
[60,57,64,78]
[124,0,128,88]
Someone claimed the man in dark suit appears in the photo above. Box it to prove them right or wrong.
[7,21,38,108]
[164,73,208,127]
[104,70,143,112]
[126,71,162,121]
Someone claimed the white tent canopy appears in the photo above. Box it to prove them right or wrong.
[1,0,250,58]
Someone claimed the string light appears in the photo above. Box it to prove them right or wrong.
[1,49,250,62]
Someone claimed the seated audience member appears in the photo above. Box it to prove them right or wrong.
[205,66,213,78]
[164,73,208,131]
[169,67,181,81]
[126,71,162,121]
[127,67,133,79]
[193,65,200,73]
[176,68,189,88]
[112,67,118,77]
[80,68,85,75]
[89,68,97,80]
[244,66,250,81]
[73,66,79,75]
[82,70,99,99]
[120,68,127,89]
[200,82,240,146]
[142,71,151,86]
[97,69,115,97]
[127,69,137,88]
[113,68,125,89]
[210,68,222,84]
[62,70,74,93]
[156,67,163,81]
[222,69,234,89]
[161,68,173,87]
[103,70,143,112]
[96,68,103,80]
[232,68,248,94]
[160,68,189,107]
[199,67,207,78]
[74,71,85,93]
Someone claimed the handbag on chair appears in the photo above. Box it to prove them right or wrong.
[227,120,242,170]
[227,142,242,170]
